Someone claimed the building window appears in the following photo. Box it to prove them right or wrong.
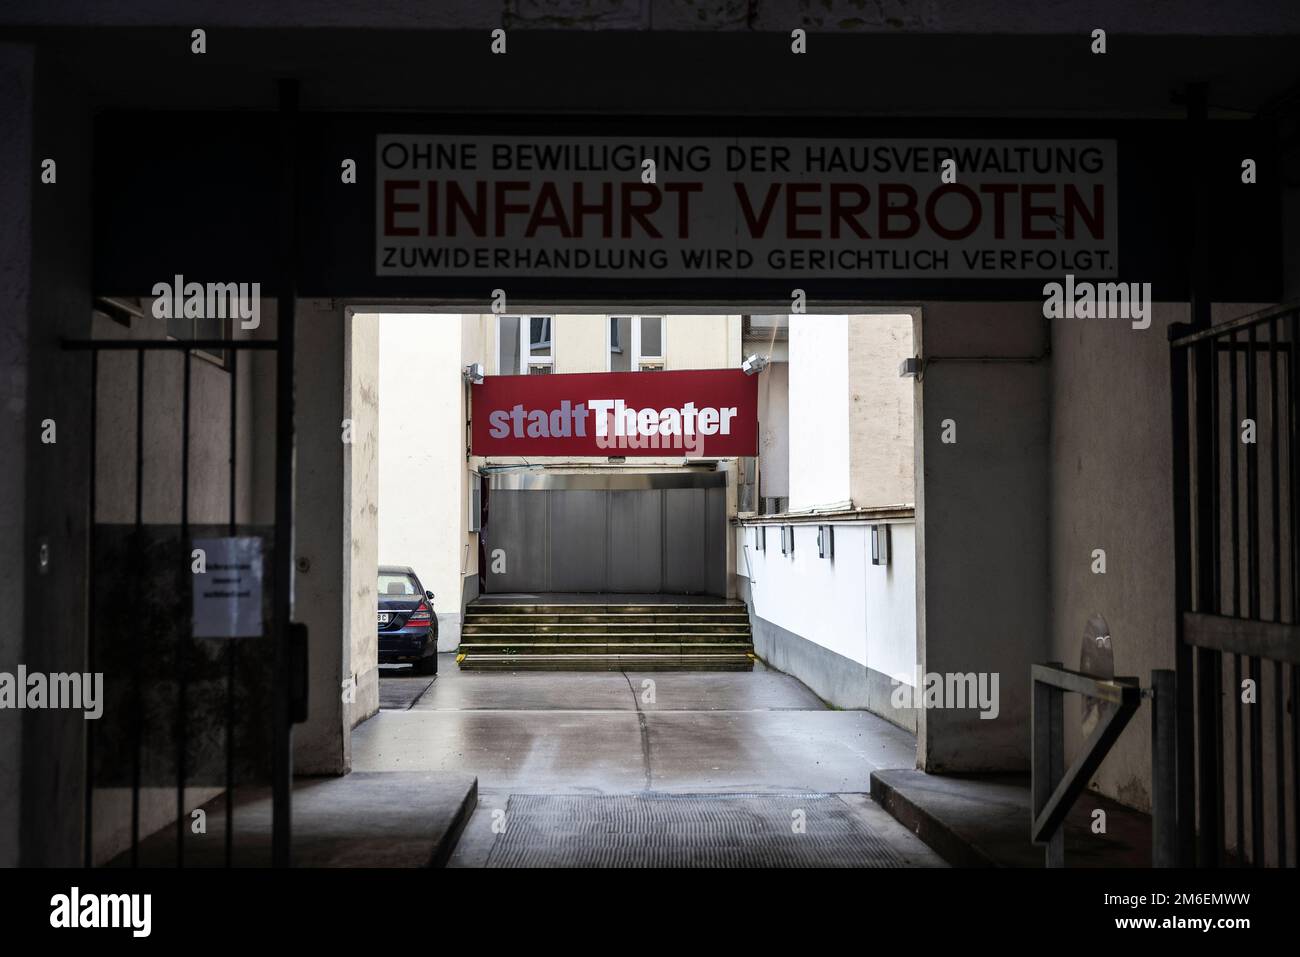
[497,316,554,374]
[609,316,631,372]
[166,314,231,370]
[608,315,665,371]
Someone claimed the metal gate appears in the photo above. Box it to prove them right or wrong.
[483,471,727,596]
[68,80,303,868]
[1170,303,1299,867]
[65,334,302,868]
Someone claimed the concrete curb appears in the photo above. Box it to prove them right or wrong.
[428,777,478,868]
[869,770,998,868]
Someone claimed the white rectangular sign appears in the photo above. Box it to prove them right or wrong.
[376,136,1117,279]
[192,536,263,639]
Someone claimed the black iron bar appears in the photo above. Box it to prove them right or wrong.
[1269,319,1285,865]
[1246,326,1264,865]
[1291,312,1300,864]
[1229,328,1244,861]
[131,349,143,867]
[177,351,190,867]
[1195,329,1223,866]
[83,351,98,869]
[271,77,300,868]
[227,349,238,868]
[1169,328,1196,865]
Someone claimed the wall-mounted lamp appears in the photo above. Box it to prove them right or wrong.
[870,524,891,566]
[742,353,770,376]
[463,362,485,384]
[899,357,921,378]
[817,524,834,560]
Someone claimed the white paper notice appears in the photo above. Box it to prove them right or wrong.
[192,537,264,638]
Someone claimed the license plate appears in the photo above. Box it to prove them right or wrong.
[377,612,391,625]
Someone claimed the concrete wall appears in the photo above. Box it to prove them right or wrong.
[757,361,789,500]
[345,312,380,726]
[1049,303,1179,811]
[5,0,1294,34]
[788,315,851,510]
[0,42,33,869]
[19,53,94,867]
[378,313,467,650]
[294,299,361,773]
[849,314,915,509]
[914,302,1051,773]
[741,520,917,729]
[1048,301,1280,847]
[554,314,604,373]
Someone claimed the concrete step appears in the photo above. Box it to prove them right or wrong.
[460,641,755,655]
[463,612,749,625]
[460,631,753,644]
[459,601,752,671]
[462,622,753,635]
[869,769,1153,868]
[456,652,755,672]
[466,604,746,616]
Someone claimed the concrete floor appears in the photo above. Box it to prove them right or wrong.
[871,769,1153,867]
[116,771,477,867]
[363,654,944,867]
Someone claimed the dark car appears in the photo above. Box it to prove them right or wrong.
[377,565,438,674]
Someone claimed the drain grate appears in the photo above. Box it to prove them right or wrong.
[485,792,904,867]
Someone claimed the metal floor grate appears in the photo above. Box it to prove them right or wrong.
[485,792,904,867]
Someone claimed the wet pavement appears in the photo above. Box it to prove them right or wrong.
[363,653,943,866]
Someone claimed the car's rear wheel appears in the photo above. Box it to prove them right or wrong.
[414,654,438,676]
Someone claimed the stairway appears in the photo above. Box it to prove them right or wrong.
[457,601,754,670]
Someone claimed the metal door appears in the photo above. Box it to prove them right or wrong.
[483,472,726,595]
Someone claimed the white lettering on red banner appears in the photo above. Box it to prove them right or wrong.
[471,369,758,458]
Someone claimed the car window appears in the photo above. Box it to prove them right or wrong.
[378,572,421,596]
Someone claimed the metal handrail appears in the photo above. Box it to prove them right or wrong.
[1168,301,1299,348]
[1031,662,1143,867]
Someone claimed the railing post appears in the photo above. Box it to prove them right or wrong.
[1151,669,1178,867]
[1032,662,1065,867]
[1168,324,1197,866]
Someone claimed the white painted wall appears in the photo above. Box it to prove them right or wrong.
[746,523,866,665]
[743,522,914,676]
[788,315,850,510]
[757,362,789,499]
[378,314,466,650]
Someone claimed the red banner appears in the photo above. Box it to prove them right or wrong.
[471,369,758,457]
